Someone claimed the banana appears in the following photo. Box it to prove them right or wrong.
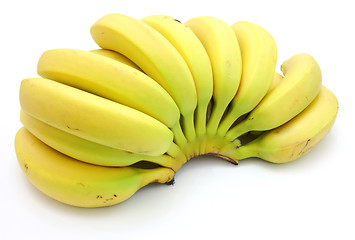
[185,16,242,136]
[90,48,141,70]
[223,85,338,163]
[225,53,322,142]
[19,78,173,156]
[249,72,284,136]
[15,128,175,207]
[141,15,213,138]
[217,21,278,136]
[20,110,183,171]
[90,13,197,143]
[37,48,186,147]
[268,72,284,93]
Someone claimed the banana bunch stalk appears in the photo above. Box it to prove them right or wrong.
[15,13,338,208]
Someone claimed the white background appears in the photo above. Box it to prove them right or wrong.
[1,0,354,239]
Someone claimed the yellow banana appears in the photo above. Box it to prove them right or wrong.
[20,78,173,156]
[185,16,242,136]
[15,128,175,207]
[20,110,183,171]
[90,48,141,70]
[217,21,278,136]
[268,72,284,93]
[224,85,338,163]
[90,13,197,144]
[141,15,213,139]
[225,53,322,142]
[249,72,284,136]
[37,48,186,147]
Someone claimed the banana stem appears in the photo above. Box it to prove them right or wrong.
[182,113,196,141]
[171,123,187,147]
[217,109,243,137]
[206,101,226,136]
[194,103,208,137]
[225,120,250,141]
[219,141,252,161]
[166,142,181,157]
[166,142,187,171]
[138,167,176,188]
[144,154,182,172]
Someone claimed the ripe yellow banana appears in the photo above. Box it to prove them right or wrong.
[37,48,186,147]
[20,110,183,171]
[15,128,175,207]
[90,48,141,70]
[20,78,173,156]
[249,72,284,136]
[268,72,284,93]
[217,21,278,136]
[90,13,197,144]
[141,15,213,138]
[223,85,338,163]
[185,16,242,136]
[225,53,322,142]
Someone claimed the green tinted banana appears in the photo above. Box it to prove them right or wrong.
[217,21,278,136]
[20,110,183,171]
[141,15,213,138]
[185,16,242,136]
[90,13,197,143]
[37,48,186,147]
[224,85,338,163]
[225,53,322,142]
[15,128,175,207]
[90,48,141,70]
[20,78,173,156]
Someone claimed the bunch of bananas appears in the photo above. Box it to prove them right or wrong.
[15,14,338,208]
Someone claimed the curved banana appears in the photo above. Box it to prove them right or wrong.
[20,110,183,171]
[15,128,175,207]
[90,48,141,70]
[19,78,173,156]
[185,16,242,136]
[37,48,186,147]
[217,21,278,136]
[225,53,322,141]
[141,15,213,138]
[224,85,338,163]
[90,13,197,144]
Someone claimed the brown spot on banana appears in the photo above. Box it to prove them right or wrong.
[299,139,311,156]
[66,125,80,131]
[24,163,29,173]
